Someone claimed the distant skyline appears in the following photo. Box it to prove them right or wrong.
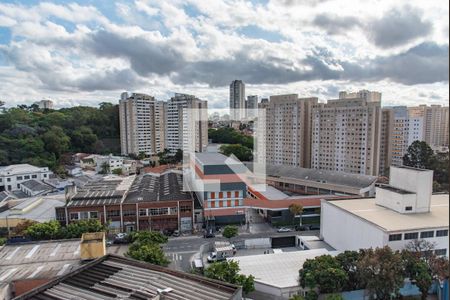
[0,0,448,109]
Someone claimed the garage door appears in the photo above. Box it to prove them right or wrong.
[271,236,296,248]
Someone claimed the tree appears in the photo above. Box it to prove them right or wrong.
[112,168,123,175]
[25,220,62,240]
[357,247,404,300]
[138,151,146,160]
[219,144,252,161]
[222,225,239,239]
[289,203,304,226]
[299,255,348,294]
[126,242,170,266]
[128,231,168,244]
[174,149,183,163]
[335,250,362,291]
[403,141,434,169]
[410,259,433,300]
[63,219,106,239]
[204,260,255,295]
[12,220,38,236]
[41,126,70,158]
[100,162,110,174]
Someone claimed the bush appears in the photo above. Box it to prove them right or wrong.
[222,225,239,239]
[126,242,170,266]
[128,231,168,244]
[0,237,6,246]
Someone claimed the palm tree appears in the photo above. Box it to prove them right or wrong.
[289,203,304,226]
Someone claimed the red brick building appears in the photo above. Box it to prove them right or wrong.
[56,170,194,233]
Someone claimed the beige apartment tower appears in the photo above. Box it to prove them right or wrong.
[119,92,166,156]
[265,94,318,168]
[311,96,382,176]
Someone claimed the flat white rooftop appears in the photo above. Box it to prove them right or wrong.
[230,249,334,289]
[327,194,449,232]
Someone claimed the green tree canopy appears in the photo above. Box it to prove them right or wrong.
[126,242,170,266]
[222,225,239,239]
[25,220,62,240]
[204,260,255,295]
[128,231,168,244]
[219,144,252,161]
[357,247,404,300]
[403,141,434,169]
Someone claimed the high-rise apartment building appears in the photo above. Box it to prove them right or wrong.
[35,99,54,110]
[230,80,245,120]
[339,90,382,102]
[119,92,166,156]
[311,96,382,176]
[265,95,318,168]
[167,93,208,153]
[246,95,258,119]
[379,104,448,175]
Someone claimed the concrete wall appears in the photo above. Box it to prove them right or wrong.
[244,238,271,249]
[320,200,385,251]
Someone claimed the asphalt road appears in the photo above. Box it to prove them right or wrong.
[162,230,320,271]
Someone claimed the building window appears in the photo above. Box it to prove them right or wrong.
[405,206,412,211]
[435,249,447,256]
[169,207,178,215]
[389,234,402,241]
[7,178,11,182]
[56,211,66,221]
[70,213,79,220]
[123,210,136,217]
[420,231,434,239]
[32,175,37,179]
[24,175,30,180]
[404,232,419,240]
[180,205,192,213]
[107,210,120,217]
[80,212,89,219]
[43,174,47,178]
[16,176,23,180]
[139,209,147,216]
[436,230,449,237]
[89,211,98,219]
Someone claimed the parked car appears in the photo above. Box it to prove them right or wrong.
[172,230,180,237]
[113,232,129,244]
[203,228,215,238]
[277,227,292,233]
[295,225,310,231]
[309,224,320,230]
[6,235,31,244]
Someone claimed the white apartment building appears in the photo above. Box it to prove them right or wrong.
[230,80,245,120]
[339,89,382,102]
[119,92,166,156]
[167,93,208,153]
[34,99,54,110]
[320,166,449,257]
[0,164,53,192]
[94,154,124,174]
[311,96,382,176]
[266,95,318,168]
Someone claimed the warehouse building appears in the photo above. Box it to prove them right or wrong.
[14,254,242,300]
[320,166,449,256]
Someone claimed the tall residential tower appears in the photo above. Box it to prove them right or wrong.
[229,80,245,120]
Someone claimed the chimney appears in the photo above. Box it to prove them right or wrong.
[80,232,106,260]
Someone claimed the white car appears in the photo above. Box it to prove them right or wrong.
[277,227,292,233]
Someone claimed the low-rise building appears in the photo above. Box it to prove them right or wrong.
[57,170,194,233]
[0,194,65,228]
[14,254,242,300]
[0,239,82,299]
[320,166,449,256]
[0,164,53,192]
[19,180,53,197]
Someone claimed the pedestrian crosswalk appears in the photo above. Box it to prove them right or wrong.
[167,253,182,261]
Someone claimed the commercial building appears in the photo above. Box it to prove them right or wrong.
[0,164,53,192]
[320,166,449,256]
[311,94,382,176]
[18,180,53,197]
[265,95,318,168]
[230,80,245,120]
[119,92,166,156]
[167,93,208,153]
[57,170,194,233]
[15,254,242,300]
[245,162,377,197]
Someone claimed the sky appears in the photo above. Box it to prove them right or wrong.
[0,0,448,109]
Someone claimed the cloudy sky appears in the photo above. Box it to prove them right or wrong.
[0,0,448,109]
